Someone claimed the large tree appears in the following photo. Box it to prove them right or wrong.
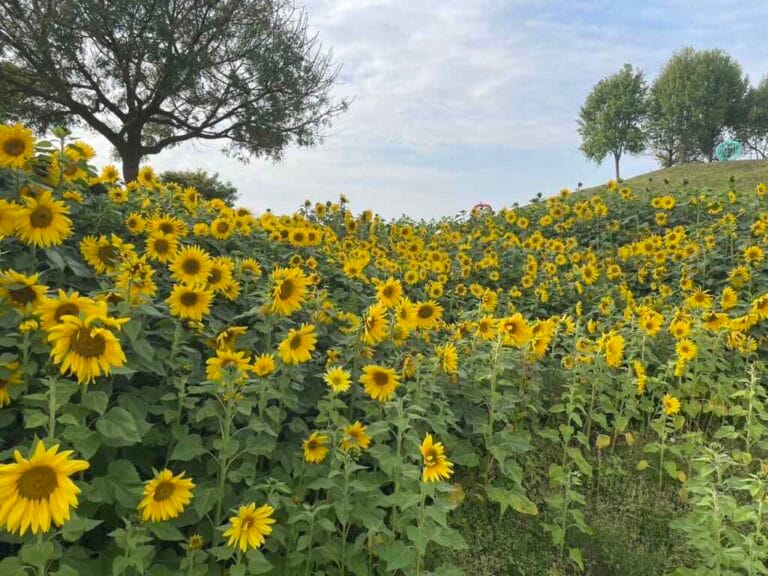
[578,63,648,180]
[647,47,747,164]
[734,77,768,159]
[0,0,348,181]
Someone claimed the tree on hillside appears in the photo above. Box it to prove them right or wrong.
[160,169,238,205]
[734,77,768,159]
[0,0,348,182]
[647,47,747,164]
[578,64,648,180]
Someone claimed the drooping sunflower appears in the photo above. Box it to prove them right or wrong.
[170,245,213,285]
[0,361,22,407]
[167,284,213,321]
[80,234,136,274]
[662,393,681,416]
[435,342,458,374]
[0,123,35,168]
[251,353,277,377]
[303,432,329,463]
[0,199,21,238]
[145,232,179,263]
[206,349,252,384]
[214,326,248,351]
[324,366,351,393]
[0,270,48,311]
[223,502,276,552]
[47,314,127,384]
[420,433,454,483]
[13,191,72,248]
[36,289,101,331]
[270,267,310,315]
[278,324,317,365]
[362,304,389,345]
[340,421,371,453]
[137,469,195,523]
[360,364,400,402]
[0,442,89,535]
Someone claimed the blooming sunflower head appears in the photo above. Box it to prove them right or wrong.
[137,469,195,523]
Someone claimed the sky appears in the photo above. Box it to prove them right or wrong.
[86,1,768,219]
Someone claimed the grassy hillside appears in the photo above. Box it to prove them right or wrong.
[584,158,768,195]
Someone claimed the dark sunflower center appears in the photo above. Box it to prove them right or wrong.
[216,222,229,233]
[3,137,26,157]
[289,334,303,350]
[30,205,54,228]
[54,303,79,323]
[209,268,222,284]
[417,306,433,319]
[9,286,37,305]
[18,465,58,500]
[63,162,77,176]
[372,371,389,387]
[182,258,201,275]
[154,239,170,253]
[0,377,8,389]
[153,481,175,501]
[73,327,107,358]
[279,279,295,300]
[383,286,394,298]
[98,245,120,265]
[180,291,199,307]
[159,222,174,235]
[294,232,304,242]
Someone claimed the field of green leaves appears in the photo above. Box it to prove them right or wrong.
[1,123,768,575]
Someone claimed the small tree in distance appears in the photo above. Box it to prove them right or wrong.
[160,170,239,205]
[578,64,648,180]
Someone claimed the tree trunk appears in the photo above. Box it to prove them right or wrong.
[121,151,141,183]
[614,153,621,181]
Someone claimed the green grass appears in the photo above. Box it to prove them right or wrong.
[583,158,768,196]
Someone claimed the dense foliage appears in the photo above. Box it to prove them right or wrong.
[2,124,768,575]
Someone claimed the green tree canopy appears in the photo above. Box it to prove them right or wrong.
[578,63,648,180]
[160,169,239,205]
[648,47,747,164]
[0,0,348,182]
[734,77,768,159]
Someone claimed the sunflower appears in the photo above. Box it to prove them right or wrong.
[214,326,248,351]
[0,270,48,311]
[36,289,101,331]
[0,361,22,407]
[206,349,252,384]
[125,212,146,235]
[0,442,89,535]
[360,364,400,402]
[340,421,371,453]
[148,214,188,238]
[137,469,195,523]
[239,258,262,278]
[324,366,351,393]
[497,313,532,347]
[13,191,72,248]
[420,433,454,483]
[435,342,458,374]
[303,432,329,463]
[100,164,121,184]
[375,277,403,308]
[170,245,213,285]
[137,166,157,187]
[167,284,213,321]
[210,216,234,240]
[80,234,135,274]
[223,503,275,552]
[475,316,497,340]
[270,267,310,315]
[47,314,127,384]
[146,232,179,263]
[362,304,388,345]
[413,300,443,330]
[278,324,317,365]
[207,257,234,293]
[662,393,681,416]
[0,123,35,168]
[676,339,698,362]
[0,199,21,238]
[251,353,277,377]
[603,332,625,368]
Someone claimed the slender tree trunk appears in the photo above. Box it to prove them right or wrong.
[121,150,141,183]
[614,153,621,181]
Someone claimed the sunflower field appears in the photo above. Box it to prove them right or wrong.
[1,123,768,576]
